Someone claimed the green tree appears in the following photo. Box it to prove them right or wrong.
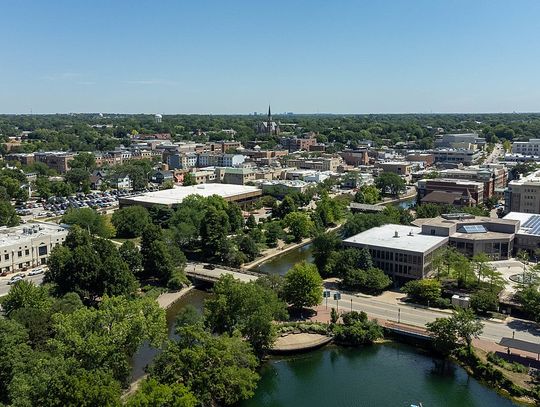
[332,311,383,346]
[49,295,166,383]
[0,280,52,316]
[282,262,323,310]
[354,184,380,204]
[426,317,459,356]
[119,240,143,275]
[312,232,341,275]
[111,205,151,238]
[470,290,499,314]
[182,172,196,186]
[0,200,20,226]
[226,202,244,232]
[46,227,138,300]
[283,211,314,242]
[205,275,287,355]
[452,308,483,349]
[150,323,259,406]
[140,224,183,285]
[245,213,257,229]
[401,279,442,305]
[237,235,260,262]
[264,221,283,247]
[62,207,115,238]
[273,195,297,219]
[69,152,96,172]
[515,286,540,322]
[126,378,197,407]
[375,172,406,196]
[200,206,230,260]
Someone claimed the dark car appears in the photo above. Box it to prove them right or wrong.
[203,264,216,270]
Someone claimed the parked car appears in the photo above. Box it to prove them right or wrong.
[28,268,44,276]
[203,264,216,270]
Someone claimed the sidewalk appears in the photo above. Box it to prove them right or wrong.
[156,285,194,309]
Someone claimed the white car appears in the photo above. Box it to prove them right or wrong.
[7,276,23,285]
[28,268,44,276]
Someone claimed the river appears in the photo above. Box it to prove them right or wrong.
[132,196,519,405]
[239,344,519,407]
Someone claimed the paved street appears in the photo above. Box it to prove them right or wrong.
[324,291,540,345]
[0,274,45,297]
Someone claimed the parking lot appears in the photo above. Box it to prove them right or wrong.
[16,189,149,220]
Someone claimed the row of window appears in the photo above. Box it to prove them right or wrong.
[1,246,48,261]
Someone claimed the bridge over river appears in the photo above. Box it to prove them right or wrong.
[185,262,261,283]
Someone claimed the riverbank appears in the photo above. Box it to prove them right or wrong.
[376,186,417,206]
[156,285,195,309]
[244,223,343,271]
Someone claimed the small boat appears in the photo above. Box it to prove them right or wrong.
[410,403,423,407]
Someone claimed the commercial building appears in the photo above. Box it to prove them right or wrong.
[512,139,540,156]
[435,133,486,149]
[198,153,245,168]
[119,184,262,208]
[260,180,309,196]
[413,214,518,260]
[503,212,540,255]
[285,156,342,172]
[5,153,35,166]
[505,170,540,214]
[429,148,481,166]
[375,161,413,177]
[437,165,508,199]
[0,223,68,273]
[216,167,256,185]
[417,178,484,206]
[280,132,317,152]
[406,152,435,167]
[343,224,448,280]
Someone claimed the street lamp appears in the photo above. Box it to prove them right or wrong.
[398,308,401,324]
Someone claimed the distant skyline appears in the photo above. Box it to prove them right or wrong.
[1,0,540,114]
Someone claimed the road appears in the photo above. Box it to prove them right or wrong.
[485,143,504,164]
[185,262,258,283]
[325,291,540,345]
[0,274,45,296]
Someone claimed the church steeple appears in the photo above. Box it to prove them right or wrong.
[267,105,272,122]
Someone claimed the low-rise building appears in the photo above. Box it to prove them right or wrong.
[417,178,484,205]
[340,149,370,166]
[429,148,481,166]
[406,152,435,167]
[285,156,342,172]
[503,212,540,255]
[413,214,518,260]
[0,223,68,273]
[343,224,448,280]
[118,184,262,208]
[375,161,413,177]
[217,167,256,185]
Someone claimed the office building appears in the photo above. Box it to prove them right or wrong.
[0,223,68,273]
[505,170,540,214]
[343,224,448,280]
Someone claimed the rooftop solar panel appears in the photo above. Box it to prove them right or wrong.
[522,215,540,235]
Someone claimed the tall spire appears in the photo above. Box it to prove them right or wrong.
[267,105,272,121]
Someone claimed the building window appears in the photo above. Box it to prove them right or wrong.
[38,246,48,256]
[17,251,22,257]
[25,249,29,256]
[4,254,8,260]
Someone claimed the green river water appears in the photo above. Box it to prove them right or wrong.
[131,198,521,406]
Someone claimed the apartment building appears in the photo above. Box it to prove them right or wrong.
[216,168,256,185]
[5,153,35,167]
[34,152,76,174]
[280,133,318,152]
[437,165,508,199]
[406,152,435,167]
[505,170,540,214]
[197,153,245,168]
[0,223,68,273]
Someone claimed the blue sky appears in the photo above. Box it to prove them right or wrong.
[1,0,540,114]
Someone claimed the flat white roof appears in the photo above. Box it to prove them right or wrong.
[121,183,261,206]
[504,212,540,236]
[343,224,448,253]
[0,223,68,246]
